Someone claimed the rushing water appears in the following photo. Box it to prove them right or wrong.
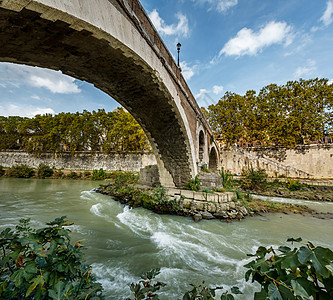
[1,178,333,299]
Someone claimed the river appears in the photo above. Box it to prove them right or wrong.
[1,178,333,299]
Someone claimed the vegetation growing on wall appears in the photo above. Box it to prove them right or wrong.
[0,108,151,155]
[206,78,333,148]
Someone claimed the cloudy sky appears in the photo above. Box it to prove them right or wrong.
[1,0,332,116]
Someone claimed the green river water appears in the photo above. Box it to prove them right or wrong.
[0,178,333,299]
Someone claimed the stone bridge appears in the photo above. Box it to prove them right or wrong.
[0,0,219,187]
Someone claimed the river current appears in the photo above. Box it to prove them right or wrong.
[0,178,333,299]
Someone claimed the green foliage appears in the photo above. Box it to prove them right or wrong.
[65,171,81,179]
[7,164,35,178]
[128,270,242,300]
[0,108,151,155]
[245,238,333,300]
[206,78,333,148]
[37,163,54,178]
[184,175,201,191]
[91,168,107,180]
[0,217,103,299]
[127,268,166,300]
[0,165,5,176]
[241,167,268,191]
[219,167,233,189]
[286,179,302,191]
[53,170,64,178]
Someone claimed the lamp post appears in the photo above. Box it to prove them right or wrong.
[177,42,181,67]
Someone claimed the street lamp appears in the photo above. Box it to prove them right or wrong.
[177,42,181,67]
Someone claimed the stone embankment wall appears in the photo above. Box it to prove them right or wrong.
[166,188,248,221]
[221,144,333,179]
[0,150,157,172]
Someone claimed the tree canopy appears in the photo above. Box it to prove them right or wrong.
[0,108,151,155]
[205,78,333,148]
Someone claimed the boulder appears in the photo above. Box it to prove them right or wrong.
[201,212,215,220]
[192,214,202,222]
[214,211,229,219]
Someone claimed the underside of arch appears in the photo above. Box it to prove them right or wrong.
[0,6,193,187]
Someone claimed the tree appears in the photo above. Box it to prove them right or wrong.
[206,78,333,148]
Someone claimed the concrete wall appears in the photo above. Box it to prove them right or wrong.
[220,144,333,179]
[0,151,156,172]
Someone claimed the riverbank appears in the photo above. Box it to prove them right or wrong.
[235,178,333,202]
[96,179,316,223]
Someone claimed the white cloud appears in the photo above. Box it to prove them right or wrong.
[327,79,333,85]
[149,9,189,37]
[220,21,293,57]
[180,61,196,80]
[194,0,238,13]
[195,89,209,99]
[0,103,55,117]
[0,63,81,94]
[320,1,333,26]
[294,59,317,78]
[213,85,224,94]
[29,74,80,94]
[31,95,41,100]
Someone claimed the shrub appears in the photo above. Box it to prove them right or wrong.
[219,167,233,189]
[53,170,64,178]
[0,217,103,299]
[66,171,81,179]
[91,168,107,180]
[241,167,267,190]
[37,163,54,178]
[7,164,35,178]
[83,171,92,178]
[0,165,5,176]
[286,178,302,191]
[245,238,333,299]
[184,175,201,191]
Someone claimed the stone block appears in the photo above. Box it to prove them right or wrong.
[218,194,228,203]
[193,192,206,201]
[167,188,181,196]
[206,193,218,203]
[180,190,194,199]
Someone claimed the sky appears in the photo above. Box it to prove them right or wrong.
[0,0,332,117]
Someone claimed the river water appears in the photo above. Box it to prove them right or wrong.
[1,178,333,299]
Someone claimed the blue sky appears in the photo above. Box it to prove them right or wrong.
[0,0,332,116]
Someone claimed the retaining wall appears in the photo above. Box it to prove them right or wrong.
[0,150,157,172]
[221,144,333,179]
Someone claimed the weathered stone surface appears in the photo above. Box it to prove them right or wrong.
[181,190,195,199]
[227,210,238,219]
[139,165,160,186]
[207,203,217,213]
[0,150,156,172]
[229,202,236,209]
[199,172,223,189]
[214,211,229,219]
[201,212,215,220]
[182,199,192,209]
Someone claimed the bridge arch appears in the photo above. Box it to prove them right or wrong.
[0,0,215,187]
[208,146,219,170]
